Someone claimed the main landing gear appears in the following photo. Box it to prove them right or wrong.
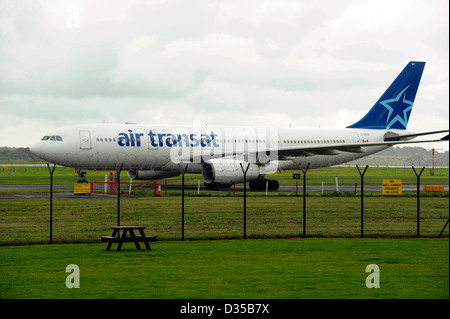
[76,168,88,183]
[204,182,232,189]
[203,179,280,191]
[249,178,279,191]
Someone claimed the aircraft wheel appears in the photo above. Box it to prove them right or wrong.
[268,179,279,191]
[249,179,265,191]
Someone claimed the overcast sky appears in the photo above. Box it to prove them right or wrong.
[1,0,448,151]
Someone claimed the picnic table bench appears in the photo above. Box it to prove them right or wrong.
[101,226,156,251]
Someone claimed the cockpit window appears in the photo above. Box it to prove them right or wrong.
[42,135,63,141]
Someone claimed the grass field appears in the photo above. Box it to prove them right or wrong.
[0,196,448,245]
[0,238,448,299]
[1,166,448,301]
[1,165,449,186]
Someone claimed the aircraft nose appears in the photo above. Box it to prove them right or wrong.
[30,141,44,159]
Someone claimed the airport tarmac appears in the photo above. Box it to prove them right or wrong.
[1,183,447,199]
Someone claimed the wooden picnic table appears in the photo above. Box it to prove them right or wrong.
[101,226,156,251]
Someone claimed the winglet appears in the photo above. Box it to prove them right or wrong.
[347,62,425,130]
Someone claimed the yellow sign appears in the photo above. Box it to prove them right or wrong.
[74,183,92,195]
[423,185,444,193]
[382,179,402,195]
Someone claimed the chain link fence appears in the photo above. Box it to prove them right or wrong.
[1,187,448,246]
[1,146,448,245]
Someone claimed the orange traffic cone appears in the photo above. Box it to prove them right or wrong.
[156,184,162,197]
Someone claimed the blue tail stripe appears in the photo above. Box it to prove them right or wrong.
[347,61,425,130]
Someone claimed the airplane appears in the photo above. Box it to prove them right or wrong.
[30,61,448,191]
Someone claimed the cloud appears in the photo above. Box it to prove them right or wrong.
[218,0,306,26]
[0,0,448,150]
[108,33,275,98]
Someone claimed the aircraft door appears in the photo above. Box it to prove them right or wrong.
[79,130,92,149]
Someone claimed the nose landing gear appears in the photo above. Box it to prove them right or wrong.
[76,168,88,183]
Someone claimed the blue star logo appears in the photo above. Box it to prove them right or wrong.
[379,86,413,129]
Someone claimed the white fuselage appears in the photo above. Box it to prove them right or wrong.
[30,123,396,174]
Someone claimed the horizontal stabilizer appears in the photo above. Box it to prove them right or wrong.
[384,129,449,141]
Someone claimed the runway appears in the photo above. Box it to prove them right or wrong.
[1,183,447,199]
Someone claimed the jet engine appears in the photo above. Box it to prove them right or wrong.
[202,158,261,187]
[127,170,180,180]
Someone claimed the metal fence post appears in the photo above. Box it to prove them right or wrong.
[115,163,123,228]
[439,219,449,238]
[356,165,368,238]
[240,163,250,239]
[412,166,425,237]
[179,163,189,241]
[47,163,56,244]
[301,163,310,238]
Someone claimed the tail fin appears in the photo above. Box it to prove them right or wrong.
[347,61,425,130]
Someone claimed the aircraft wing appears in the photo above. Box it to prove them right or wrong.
[174,129,448,163]
[273,129,449,159]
